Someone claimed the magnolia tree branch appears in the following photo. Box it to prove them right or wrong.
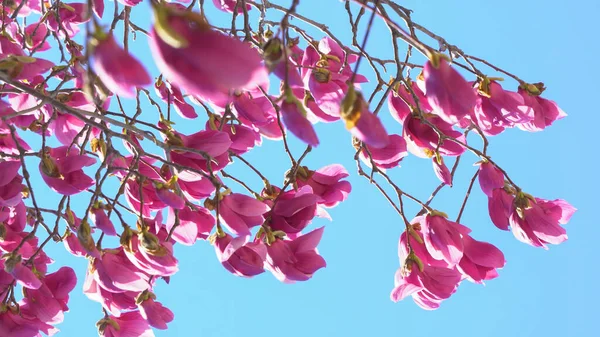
[0,0,575,335]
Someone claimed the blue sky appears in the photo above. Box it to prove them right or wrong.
[26,0,599,336]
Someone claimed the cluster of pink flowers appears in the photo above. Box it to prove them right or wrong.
[0,0,576,335]
[1,158,77,335]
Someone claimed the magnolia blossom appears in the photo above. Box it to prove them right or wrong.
[423,56,477,124]
[215,193,271,236]
[266,227,327,283]
[92,32,152,97]
[214,234,267,277]
[39,146,96,196]
[295,164,351,208]
[358,134,408,170]
[149,4,267,104]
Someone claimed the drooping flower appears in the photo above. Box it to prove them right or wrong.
[214,233,267,277]
[387,79,432,124]
[510,193,576,248]
[420,212,465,266]
[357,134,408,170]
[422,54,477,124]
[403,112,466,158]
[2,253,42,289]
[391,228,462,309]
[390,262,462,310]
[473,79,531,135]
[91,248,150,293]
[136,291,174,330]
[280,91,319,147]
[211,193,270,236]
[432,155,452,186]
[516,83,567,132]
[155,77,198,119]
[340,87,389,149]
[488,187,514,231]
[39,146,96,196]
[478,161,505,197]
[149,3,267,105]
[266,227,327,283]
[165,205,215,245]
[295,164,351,208]
[92,31,152,98]
[267,186,319,235]
[458,235,505,284]
[89,201,117,236]
[97,311,154,337]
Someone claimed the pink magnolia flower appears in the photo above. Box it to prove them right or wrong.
[215,193,271,236]
[89,202,117,236]
[20,267,77,325]
[341,89,389,149]
[122,225,179,277]
[206,117,261,155]
[432,155,452,186]
[266,227,327,283]
[175,172,216,202]
[403,113,466,158]
[478,161,505,197]
[51,91,106,146]
[2,254,42,289]
[166,205,215,245]
[63,230,87,257]
[214,233,267,277]
[84,272,137,316]
[0,305,54,337]
[392,229,462,311]
[488,187,514,231]
[97,311,154,337]
[358,134,408,170]
[46,2,90,38]
[423,56,477,124]
[5,0,41,17]
[0,160,24,207]
[155,78,198,119]
[390,263,461,310]
[23,22,51,51]
[0,54,53,81]
[517,84,567,132]
[137,291,174,330]
[458,235,505,284]
[387,80,432,124]
[39,146,96,196]
[281,94,319,147]
[149,4,267,105]
[91,248,150,293]
[165,127,232,174]
[301,37,367,117]
[266,39,304,88]
[267,186,319,234]
[120,159,168,217]
[0,229,39,259]
[212,0,251,13]
[92,32,151,98]
[419,213,465,266]
[0,121,31,157]
[510,194,576,248]
[295,164,351,208]
[473,80,531,136]
[230,91,272,126]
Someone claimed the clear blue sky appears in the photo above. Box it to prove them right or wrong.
[31,0,598,336]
